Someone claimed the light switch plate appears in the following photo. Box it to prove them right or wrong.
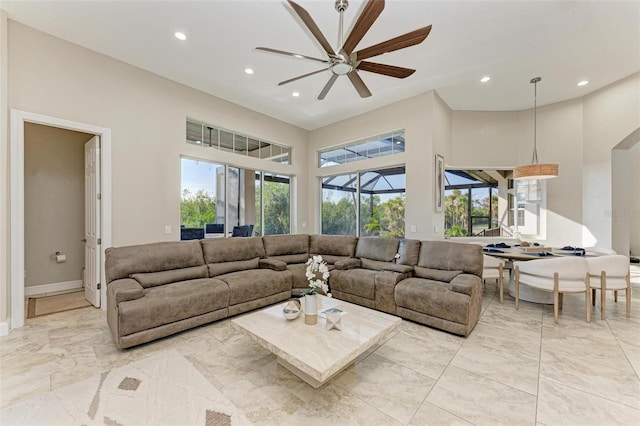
[164,225,172,234]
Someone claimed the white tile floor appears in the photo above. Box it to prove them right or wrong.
[1,266,639,425]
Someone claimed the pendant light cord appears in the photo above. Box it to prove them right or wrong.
[531,77,541,165]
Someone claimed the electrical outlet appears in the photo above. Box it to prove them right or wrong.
[410,225,417,233]
[164,225,172,234]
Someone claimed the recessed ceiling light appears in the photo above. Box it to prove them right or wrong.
[577,80,589,87]
[292,92,300,97]
[244,68,254,75]
[174,32,187,41]
[480,76,491,83]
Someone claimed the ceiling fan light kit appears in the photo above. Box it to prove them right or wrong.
[514,77,559,181]
[257,0,432,100]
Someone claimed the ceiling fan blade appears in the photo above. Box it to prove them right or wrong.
[342,0,385,55]
[357,61,415,79]
[354,25,432,61]
[318,74,339,100]
[279,67,331,86]
[347,71,372,98]
[287,0,335,56]
[256,47,329,64]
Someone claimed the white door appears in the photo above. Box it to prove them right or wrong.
[84,136,101,307]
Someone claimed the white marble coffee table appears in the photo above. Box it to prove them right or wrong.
[231,295,401,388]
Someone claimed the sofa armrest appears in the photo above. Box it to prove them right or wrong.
[334,258,361,270]
[449,274,482,297]
[374,271,412,314]
[108,278,144,305]
[259,258,287,271]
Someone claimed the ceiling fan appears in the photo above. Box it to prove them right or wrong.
[257,0,432,100]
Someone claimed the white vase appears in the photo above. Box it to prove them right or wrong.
[304,294,318,325]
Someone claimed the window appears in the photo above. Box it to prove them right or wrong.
[263,173,291,235]
[186,119,291,165]
[322,173,357,235]
[319,130,405,167]
[444,170,500,237]
[359,167,406,237]
[180,158,290,236]
[321,166,406,237]
[510,179,542,236]
[180,158,226,230]
[444,169,545,238]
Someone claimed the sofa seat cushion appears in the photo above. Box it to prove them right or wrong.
[217,269,292,305]
[330,268,377,300]
[118,278,229,336]
[395,278,470,325]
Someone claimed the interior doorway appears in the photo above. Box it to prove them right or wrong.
[10,110,112,329]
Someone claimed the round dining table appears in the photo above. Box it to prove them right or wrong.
[483,246,596,304]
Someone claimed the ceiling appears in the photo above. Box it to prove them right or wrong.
[2,0,639,130]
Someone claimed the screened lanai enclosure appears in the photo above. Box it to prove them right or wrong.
[321,166,406,237]
[444,169,510,237]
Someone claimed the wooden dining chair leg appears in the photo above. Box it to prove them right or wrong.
[499,264,504,305]
[553,272,559,324]
[515,267,520,310]
[559,293,564,310]
[600,271,606,320]
[592,289,596,306]
[626,272,631,318]
[585,273,591,323]
[614,290,618,303]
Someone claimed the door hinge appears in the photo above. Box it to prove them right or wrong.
[97,238,102,245]
[97,283,101,290]
[97,193,102,200]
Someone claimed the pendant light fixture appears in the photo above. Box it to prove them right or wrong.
[513,77,559,180]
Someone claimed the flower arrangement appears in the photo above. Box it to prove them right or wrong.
[302,255,330,296]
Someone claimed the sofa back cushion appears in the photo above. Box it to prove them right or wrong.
[201,237,266,263]
[397,239,420,266]
[131,266,208,288]
[201,237,265,277]
[310,235,358,264]
[355,237,400,263]
[105,241,205,283]
[263,234,310,264]
[418,240,483,277]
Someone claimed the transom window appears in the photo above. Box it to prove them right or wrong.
[186,119,291,165]
[318,130,405,167]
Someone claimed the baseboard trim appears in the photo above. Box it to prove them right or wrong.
[0,321,9,336]
[25,280,83,297]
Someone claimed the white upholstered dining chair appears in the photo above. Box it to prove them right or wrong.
[514,257,590,324]
[483,254,506,304]
[586,255,631,320]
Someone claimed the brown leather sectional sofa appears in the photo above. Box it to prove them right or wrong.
[105,234,483,349]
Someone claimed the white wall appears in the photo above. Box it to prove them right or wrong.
[308,91,437,240]
[0,10,8,330]
[582,73,640,249]
[3,18,638,327]
[450,74,639,248]
[630,142,640,257]
[3,21,309,324]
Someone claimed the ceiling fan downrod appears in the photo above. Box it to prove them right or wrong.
[335,0,349,52]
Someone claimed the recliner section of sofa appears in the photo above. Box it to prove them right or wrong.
[395,240,483,337]
[105,234,483,349]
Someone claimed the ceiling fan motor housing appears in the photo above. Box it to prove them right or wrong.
[335,0,349,13]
